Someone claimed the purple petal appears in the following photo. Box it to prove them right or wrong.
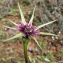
[26,23,32,29]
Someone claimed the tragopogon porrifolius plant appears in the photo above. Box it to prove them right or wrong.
[2,3,57,63]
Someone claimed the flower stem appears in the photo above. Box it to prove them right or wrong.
[23,42,28,63]
[22,37,29,63]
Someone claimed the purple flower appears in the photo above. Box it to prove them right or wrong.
[17,22,40,38]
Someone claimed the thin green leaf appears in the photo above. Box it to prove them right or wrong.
[4,25,17,30]
[39,32,56,36]
[18,3,26,25]
[7,20,17,26]
[32,37,42,50]
[3,33,23,42]
[35,20,56,30]
[29,7,35,24]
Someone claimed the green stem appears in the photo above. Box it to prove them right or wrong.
[23,41,28,63]
[22,37,29,63]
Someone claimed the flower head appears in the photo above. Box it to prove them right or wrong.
[17,22,40,38]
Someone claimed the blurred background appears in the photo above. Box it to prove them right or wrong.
[0,0,63,63]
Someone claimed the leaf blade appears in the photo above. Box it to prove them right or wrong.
[3,33,23,42]
[29,7,35,24]
[39,32,56,36]
[18,3,26,25]
[32,37,42,50]
[35,20,56,30]
[7,20,18,26]
[4,25,17,30]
